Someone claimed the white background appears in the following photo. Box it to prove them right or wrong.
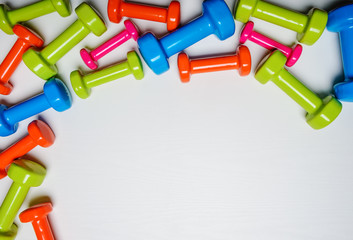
[1,0,353,239]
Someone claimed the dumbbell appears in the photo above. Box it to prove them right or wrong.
[234,0,327,45]
[327,4,353,102]
[177,45,251,83]
[80,20,139,70]
[0,0,71,35]
[137,0,235,75]
[0,24,44,95]
[107,0,180,31]
[240,21,302,67]
[22,2,107,80]
[0,120,55,179]
[20,202,55,240]
[0,159,46,240]
[255,51,342,129]
[0,78,72,137]
[71,51,143,99]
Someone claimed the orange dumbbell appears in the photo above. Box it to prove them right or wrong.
[108,0,180,31]
[0,25,43,95]
[20,202,55,240]
[0,120,55,179]
[177,45,251,83]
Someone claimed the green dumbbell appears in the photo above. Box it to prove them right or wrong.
[0,159,46,240]
[22,2,107,80]
[0,0,71,35]
[71,51,144,99]
[255,51,342,129]
[234,0,327,45]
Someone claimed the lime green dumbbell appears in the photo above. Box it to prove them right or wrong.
[22,2,107,80]
[234,0,327,45]
[0,0,71,35]
[0,159,46,240]
[71,51,144,99]
[255,51,342,129]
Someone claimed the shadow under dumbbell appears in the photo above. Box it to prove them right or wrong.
[332,73,345,87]
[0,98,12,106]
[142,27,169,39]
[37,114,59,148]
[54,73,71,88]
[20,154,47,170]
[323,1,353,12]
[330,73,346,96]
[28,196,53,207]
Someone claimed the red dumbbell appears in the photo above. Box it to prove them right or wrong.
[0,25,43,95]
[0,120,55,179]
[108,0,180,31]
[20,202,55,240]
[177,45,252,83]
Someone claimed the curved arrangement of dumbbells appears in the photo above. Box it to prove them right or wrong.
[0,0,352,239]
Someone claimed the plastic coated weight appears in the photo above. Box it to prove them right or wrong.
[255,51,342,130]
[0,25,44,95]
[327,4,353,102]
[234,0,327,45]
[20,202,55,240]
[240,21,302,67]
[0,0,71,35]
[108,0,180,31]
[80,20,139,70]
[177,45,251,83]
[0,78,72,137]
[0,159,46,240]
[72,51,143,99]
[22,3,107,80]
[0,120,54,179]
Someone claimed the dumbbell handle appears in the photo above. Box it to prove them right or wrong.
[190,55,239,74]
[41,20,90,64]
[252,1,307,33]
[3,94,50,126]
[161,16,213,57]
[90,30,133,61]
[245,30,293,57]
[121,2,168,22]
[273,69,322,114]
[0,183,30,231]
[0,38,33,83]
[7,0,56,25]
[83,62,131,88]
[32,218,54,240]
[0,136,36,171]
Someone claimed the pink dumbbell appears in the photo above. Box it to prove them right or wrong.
[240,21,303,67]
[80,20,139,70]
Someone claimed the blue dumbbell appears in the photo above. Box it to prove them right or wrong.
[327,4,353,102]
[0,78,72,136]
[137,0,235,75]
